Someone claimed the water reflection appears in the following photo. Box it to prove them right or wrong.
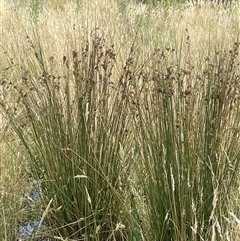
[17,181,52,241]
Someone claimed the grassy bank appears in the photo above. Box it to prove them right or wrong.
[1,0,240,240]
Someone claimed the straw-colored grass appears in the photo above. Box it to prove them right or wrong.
[1,0,240,240]
[1,0,239,72]
[0,119,31,240]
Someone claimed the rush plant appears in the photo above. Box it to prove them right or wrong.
[1,0,240,240]
[1,32,137,240]
[132,41,240,240]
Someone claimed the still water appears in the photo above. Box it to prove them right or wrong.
[17,182,52,241]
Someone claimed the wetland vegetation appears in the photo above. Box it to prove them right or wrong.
[0,0,240,240]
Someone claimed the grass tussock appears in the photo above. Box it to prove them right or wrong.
[132,41,240,241]
[1,0,240,240]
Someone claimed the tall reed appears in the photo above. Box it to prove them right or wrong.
[132,41,240,240]
[1,0,240,240]
[1,32,137,240]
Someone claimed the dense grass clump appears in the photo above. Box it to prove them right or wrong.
[1,0,240,240]
[131,42,240,240]
[1,33,138,240]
